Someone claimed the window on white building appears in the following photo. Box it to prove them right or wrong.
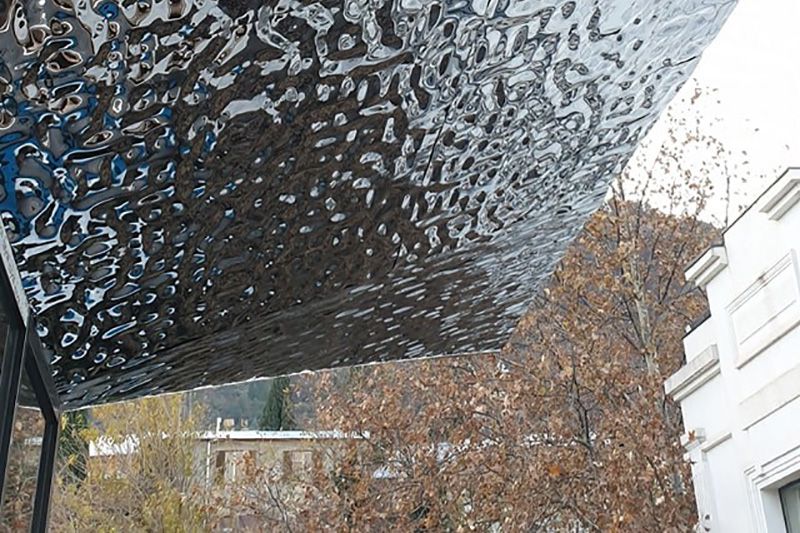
[282,449,314,479]
[781,480,800,533]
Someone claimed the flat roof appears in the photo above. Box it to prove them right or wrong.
[196,430,356,441]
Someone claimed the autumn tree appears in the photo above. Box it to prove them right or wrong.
[0,407,45,530]
[58,410,89,484]
[298,202,714,530]
[51,395,213,532]
[293,97,733,531]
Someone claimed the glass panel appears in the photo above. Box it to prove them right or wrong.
[15,364,38,411]
[0,370,44,532]
[0,311,9,382]
[0,323,7,373]
[782,480,800,533]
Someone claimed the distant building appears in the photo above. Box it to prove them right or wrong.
[87,428,352,484]
[86,428,356,529]
[193,429,350,486]
[666,168,800,532]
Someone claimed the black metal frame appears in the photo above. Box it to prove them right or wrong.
[0,260,61,531]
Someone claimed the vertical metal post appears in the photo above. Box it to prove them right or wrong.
[25,327,61,533]
[29,406,58,533]
[0,322,25,509]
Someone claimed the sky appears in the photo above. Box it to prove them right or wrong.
[634,0,800,223]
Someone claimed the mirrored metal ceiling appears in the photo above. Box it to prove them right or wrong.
[0,0,734,407]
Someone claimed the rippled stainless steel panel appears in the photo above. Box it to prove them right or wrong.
[0,0,734,407]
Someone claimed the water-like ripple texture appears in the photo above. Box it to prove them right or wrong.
[0,0,734,407]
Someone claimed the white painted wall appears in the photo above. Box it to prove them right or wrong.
[667,168,800,532]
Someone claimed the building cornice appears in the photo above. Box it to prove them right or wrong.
[700,431,732,454]
[665,344,720,402]
[759,168,800,221]
[685,246,728,289]
[680,428,706,451]
[740,363,800,430]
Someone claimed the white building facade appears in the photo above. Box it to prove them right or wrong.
[667,168,800,532]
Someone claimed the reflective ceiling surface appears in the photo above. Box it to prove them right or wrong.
[0,0,735,407]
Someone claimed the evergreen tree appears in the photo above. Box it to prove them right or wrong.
[258,376,294,430]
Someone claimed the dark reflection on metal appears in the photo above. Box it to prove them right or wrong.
[0,0,734,407]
